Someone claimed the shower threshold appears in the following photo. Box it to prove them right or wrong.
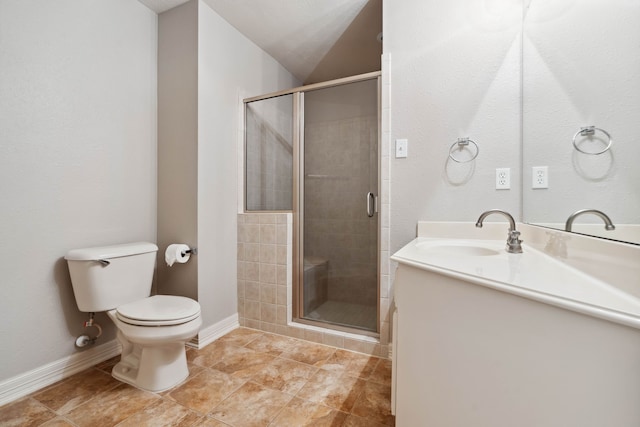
[303,300,377,332]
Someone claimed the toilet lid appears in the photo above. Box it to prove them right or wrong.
[116,295,201,326]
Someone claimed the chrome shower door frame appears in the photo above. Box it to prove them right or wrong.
[293,74,381,337]
[243,71,381,337]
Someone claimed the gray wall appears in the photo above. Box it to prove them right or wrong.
[157,0,300,329]
[157,0,199,301]
[385,0,523,254]
[0,0,158,381]
[0,0,298,384]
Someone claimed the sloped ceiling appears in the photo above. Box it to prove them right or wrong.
[138,0,381,84]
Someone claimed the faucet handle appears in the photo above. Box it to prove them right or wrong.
[506,230,523,254]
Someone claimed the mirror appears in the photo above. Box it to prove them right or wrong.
[522,0,640,245]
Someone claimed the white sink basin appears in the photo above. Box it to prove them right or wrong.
[415,240,501,256]
[392,233,640,330]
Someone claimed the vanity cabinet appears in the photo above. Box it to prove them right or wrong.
[392,263,640,427]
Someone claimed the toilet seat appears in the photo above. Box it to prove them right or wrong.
[116,295,200,326]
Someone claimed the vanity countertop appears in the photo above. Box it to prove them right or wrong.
[392,222,640,330]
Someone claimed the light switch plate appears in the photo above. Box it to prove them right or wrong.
[395,139,408,158]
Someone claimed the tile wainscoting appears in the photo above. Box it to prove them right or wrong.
[237,213,391,358]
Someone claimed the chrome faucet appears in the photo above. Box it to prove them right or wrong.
[565,209,615,232]
[475,209,523,253]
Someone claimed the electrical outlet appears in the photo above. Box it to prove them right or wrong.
[532,166,548,189]
[495,168,510,190]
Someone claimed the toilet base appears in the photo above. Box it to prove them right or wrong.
[112,333,189,392]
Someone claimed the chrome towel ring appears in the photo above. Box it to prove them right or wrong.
[448,138,479,163]
[572,126,612,155]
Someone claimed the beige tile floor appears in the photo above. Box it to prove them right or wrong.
[0,328,394,426]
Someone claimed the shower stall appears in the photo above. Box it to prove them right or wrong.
[245,73,380,334]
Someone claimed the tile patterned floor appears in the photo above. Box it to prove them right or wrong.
[0,328,394,426]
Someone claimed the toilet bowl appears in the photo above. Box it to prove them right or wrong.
[65,242,202,392]
[107,295,202,392]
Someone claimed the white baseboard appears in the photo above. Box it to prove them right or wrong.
[188,313,239,349]
[0,314,241,406]
[0,340,121,407]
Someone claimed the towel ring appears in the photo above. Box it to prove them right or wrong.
[572,126,612,155]
[448,138,479,163]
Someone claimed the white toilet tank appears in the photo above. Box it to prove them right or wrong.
[65,242,158,312]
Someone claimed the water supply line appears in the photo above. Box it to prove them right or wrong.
[75,312,102,348]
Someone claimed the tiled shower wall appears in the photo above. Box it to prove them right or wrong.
[237,212,390,357]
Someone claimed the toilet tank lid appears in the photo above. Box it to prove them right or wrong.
[65,242,158,261]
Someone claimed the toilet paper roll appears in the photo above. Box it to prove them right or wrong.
[165,244,191,267]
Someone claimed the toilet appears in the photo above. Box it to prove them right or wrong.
[65,242,201,392]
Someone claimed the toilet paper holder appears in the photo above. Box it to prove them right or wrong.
[165,244,197,267]
[182,247,197,256]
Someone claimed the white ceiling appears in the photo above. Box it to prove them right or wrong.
[137,0,189,14]
[137,0,380,83]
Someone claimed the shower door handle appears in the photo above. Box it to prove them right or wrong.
[366,192,375,217]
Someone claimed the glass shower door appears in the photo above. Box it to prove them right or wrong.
[299,79,379,333]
